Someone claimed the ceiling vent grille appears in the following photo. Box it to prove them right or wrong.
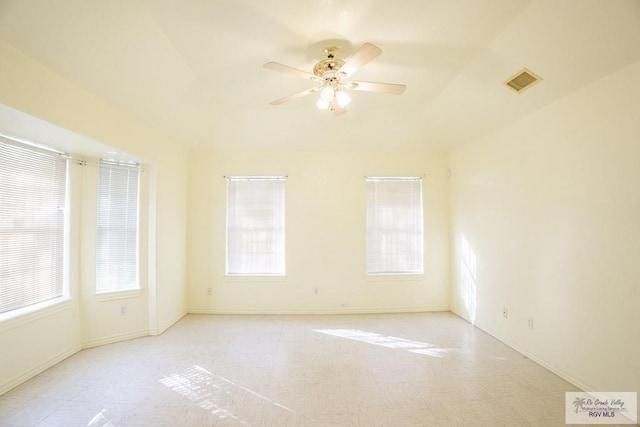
[505,68,542,93]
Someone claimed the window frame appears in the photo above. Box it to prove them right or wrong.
[0,136,70,321]
[95,159,141,293]
[365,176,424,276]
[225,176,286,277]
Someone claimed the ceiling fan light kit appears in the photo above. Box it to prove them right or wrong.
[264,43,406,115]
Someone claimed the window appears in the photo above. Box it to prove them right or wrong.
[96,160,140,292]
[0,137,68,316]
[366,177,423,275]
[226,176,285,276]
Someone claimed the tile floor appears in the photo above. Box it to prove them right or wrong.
[0,312,622,426]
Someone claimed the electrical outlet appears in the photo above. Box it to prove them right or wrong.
[528,317,534,330]
[206,287,212,296]
[314,287,319,295]
[340,302,348,307]
[502,307,508,319]
[120,305,127,316]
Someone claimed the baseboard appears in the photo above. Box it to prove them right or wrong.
[451,309,595,393]
[481,322,595,392]
[150,310,187,336]
[0,345,81,396]
[187,306,450,315]
[81,329,149,349]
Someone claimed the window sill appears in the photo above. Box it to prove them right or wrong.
[224,275,287,283]
[0,297,73,332]
[95,288,143,301]
[366,274,426,282]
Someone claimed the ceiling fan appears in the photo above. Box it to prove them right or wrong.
[264,43,406,115]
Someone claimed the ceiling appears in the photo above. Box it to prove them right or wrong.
[1,0,639,152]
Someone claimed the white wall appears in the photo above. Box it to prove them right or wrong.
[449,60,640,397]
[188,150,450,313]
[0,42,188,393]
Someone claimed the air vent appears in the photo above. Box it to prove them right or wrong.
[505,68,542,93]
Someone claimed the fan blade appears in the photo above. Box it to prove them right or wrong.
[269,87,318,105]
[347,81,406,95]
[339,43,383,77]
[264,62,319,81]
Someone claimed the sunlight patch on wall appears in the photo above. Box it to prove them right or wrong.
[461,234,477,324]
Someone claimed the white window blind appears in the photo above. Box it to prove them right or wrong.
[96,160,140,292]
[226,176,285,276]
[0,138,68,315]
[366,177,424,275]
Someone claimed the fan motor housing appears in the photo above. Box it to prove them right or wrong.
[313,46,345,77]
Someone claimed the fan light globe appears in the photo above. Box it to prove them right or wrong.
[317,86,335,110]
[316,98,331,110]
[320,86,334,101]
[336,91,351,108]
